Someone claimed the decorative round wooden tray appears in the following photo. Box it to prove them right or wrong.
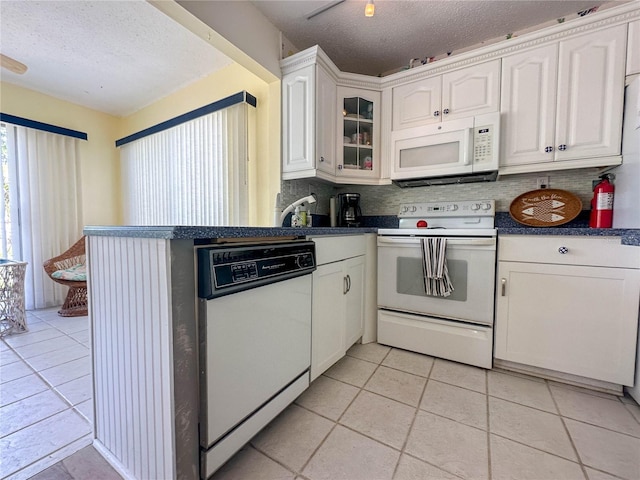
[509,189,582,227]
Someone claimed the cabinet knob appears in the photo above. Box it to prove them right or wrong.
[320,156,325,162]
[443,108,450,115]
[558,144,567,151]
[433,110,440,117]
[558,246,569,254]
[545,146,554,153]
[501,278,506,296]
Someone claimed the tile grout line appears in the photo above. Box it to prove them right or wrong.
[6,432,93,480]
[312,346,397,477]
[390,354,435,480]
[274,348,388,478]
[621,402,640,426]
[546,378,590,480]
[327,354,499,478]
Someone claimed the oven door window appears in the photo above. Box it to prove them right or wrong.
[397,257,467,302]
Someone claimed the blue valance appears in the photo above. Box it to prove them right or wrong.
[115,91,257,148]
[0,113,88,140]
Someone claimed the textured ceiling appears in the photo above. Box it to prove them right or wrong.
[252,0,609,76]
[0,0,233,116]
[0,1,622,116]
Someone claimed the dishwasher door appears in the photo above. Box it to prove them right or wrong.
[200,274,312,448]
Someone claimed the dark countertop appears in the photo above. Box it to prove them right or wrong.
[494,212,640,246]
[83,225,377,240]
[84,212,640,246]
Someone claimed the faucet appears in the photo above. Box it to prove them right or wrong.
[278,194,317,226]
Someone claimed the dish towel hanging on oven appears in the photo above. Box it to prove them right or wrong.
[420,238,454,297]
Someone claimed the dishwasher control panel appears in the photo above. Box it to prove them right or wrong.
[197,241,316,299]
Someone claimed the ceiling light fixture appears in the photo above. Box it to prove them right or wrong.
[365,0,375,17]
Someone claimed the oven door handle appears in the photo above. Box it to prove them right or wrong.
[377,237,496,247]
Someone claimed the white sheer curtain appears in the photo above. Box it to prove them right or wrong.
[5,125,83,309]
[121,103,248,226]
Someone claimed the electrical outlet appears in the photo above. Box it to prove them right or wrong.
[537,176,550,189]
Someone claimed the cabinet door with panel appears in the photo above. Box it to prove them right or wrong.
[392,76,441,130]
[344,255,365,348]
[627,20,640,76]
[441,59,501,121]
[282,64,315,174]
[555,24,626,161]
[316,65,337,175]
[500,44,558,167]
[311,262,346,380]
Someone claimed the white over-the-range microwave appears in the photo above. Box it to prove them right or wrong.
[391,112,500,186]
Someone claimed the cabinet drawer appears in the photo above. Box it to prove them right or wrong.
[498,235,640,268]
[311,235,366,265]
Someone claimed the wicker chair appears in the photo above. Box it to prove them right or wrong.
[43,237,88,317]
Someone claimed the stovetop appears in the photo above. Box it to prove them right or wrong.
[378,200,496,237]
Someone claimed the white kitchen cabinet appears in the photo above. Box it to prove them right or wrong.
[344,256,365,347]
[310,236,366,380]
[392,60,500,130]
[627,20,640,76]
[337,86,381,181]
[494,235,640,387]
[500,25,626,174]
[281,46,389,185]
[282,62,336,180]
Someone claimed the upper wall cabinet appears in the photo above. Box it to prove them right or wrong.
[282,62,337,180]
[392,60,500,131]
[281,47,389,185]
[500,24,627,174]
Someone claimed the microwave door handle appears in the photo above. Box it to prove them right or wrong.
[378,237,495,247]
[463,128,473,165]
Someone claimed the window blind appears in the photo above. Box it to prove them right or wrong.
[120,103,248,226]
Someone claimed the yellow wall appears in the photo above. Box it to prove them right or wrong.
[0,82,121,226]
[119,63,281,226]
[1,62,281,228]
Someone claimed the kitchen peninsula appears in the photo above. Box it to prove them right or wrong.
[84,225,376,480]
[84,222,639,479]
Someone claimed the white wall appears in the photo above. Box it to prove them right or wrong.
[0,82,121,226]
[176,0,283,80]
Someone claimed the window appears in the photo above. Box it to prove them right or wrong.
[0,124,16,259]
[120,101,250,226]
[0,119,83,309]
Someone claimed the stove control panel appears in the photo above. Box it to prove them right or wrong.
[398,200,495,218]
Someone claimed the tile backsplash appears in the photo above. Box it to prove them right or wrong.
[282,168,600,217]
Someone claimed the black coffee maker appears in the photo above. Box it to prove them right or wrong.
[337,193,363,227]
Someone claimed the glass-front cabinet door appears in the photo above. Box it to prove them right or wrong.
[337,87,380,179]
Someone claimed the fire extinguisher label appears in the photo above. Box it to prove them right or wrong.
[596,192,614,210]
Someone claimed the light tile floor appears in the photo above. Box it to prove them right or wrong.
[0,308,95,480]
[214,343,640,480]
[3,316,640,480]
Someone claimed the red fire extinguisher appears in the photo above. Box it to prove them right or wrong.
[589,174,615,228]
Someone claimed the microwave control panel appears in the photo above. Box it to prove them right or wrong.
[472,112,500,169]
[473,125,494,164]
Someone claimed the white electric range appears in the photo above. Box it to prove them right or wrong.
[377,200,497,369]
